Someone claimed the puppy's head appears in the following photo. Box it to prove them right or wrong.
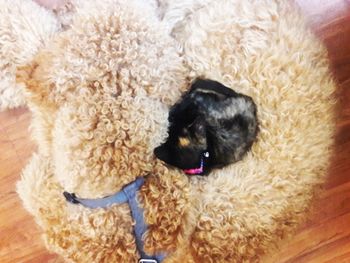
[154,78,258,175]
[154,103,209,172]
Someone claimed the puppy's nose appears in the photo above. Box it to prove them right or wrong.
[154,145,169,163]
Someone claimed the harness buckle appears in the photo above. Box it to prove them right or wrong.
[139,259,158,263]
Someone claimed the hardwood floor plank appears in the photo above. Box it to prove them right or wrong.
[277,212,350,262]
[288,235,350,263]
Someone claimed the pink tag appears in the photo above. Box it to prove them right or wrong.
[183,166,203,175]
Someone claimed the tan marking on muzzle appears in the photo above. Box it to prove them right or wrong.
[179,137,190,147]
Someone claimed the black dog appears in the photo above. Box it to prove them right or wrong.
[154,79,258,175]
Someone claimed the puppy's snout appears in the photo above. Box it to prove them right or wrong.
[154,145,170,163]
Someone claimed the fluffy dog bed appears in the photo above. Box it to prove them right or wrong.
[15,0,335,262]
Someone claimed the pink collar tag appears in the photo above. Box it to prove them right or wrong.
[183,157,204,175]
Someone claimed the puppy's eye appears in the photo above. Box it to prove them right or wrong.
[178,137,190,147]
[182,128,189,135]
[187,120,195,129]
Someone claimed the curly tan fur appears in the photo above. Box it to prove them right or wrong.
[163,1,336,262]
[16,0,335,262]
[0,0,60,110]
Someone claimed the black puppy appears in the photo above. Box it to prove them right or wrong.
[154,79,258,175]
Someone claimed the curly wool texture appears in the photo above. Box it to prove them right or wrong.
[47,0,187,197]
[16,0,335,262]
[18,0,192,262]
[163,0,336,261]
[0,0,59,110]
[17,154,139,262]
[0,0,93,111]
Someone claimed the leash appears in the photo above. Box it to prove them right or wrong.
[63,177,166,263]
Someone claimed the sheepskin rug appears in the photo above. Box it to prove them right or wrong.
[15,0,336,262]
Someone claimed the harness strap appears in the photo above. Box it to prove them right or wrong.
[63,177,166,262]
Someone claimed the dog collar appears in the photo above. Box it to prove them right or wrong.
[183,151,209,175]
[63,177,165,263]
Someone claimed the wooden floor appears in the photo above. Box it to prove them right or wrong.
[0,1,350,262]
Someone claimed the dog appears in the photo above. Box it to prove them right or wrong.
[154,78,258,175]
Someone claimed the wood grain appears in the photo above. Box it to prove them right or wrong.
[272,1,350,262]
[0,108,59,262]
[0,1,350,262]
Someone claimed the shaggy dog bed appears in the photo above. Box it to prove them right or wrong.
[14,0,335,262]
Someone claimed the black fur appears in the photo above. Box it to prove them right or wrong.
[154,79,258,175]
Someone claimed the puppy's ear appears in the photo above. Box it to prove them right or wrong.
[190,78,239,99]
[189,78,208,92]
